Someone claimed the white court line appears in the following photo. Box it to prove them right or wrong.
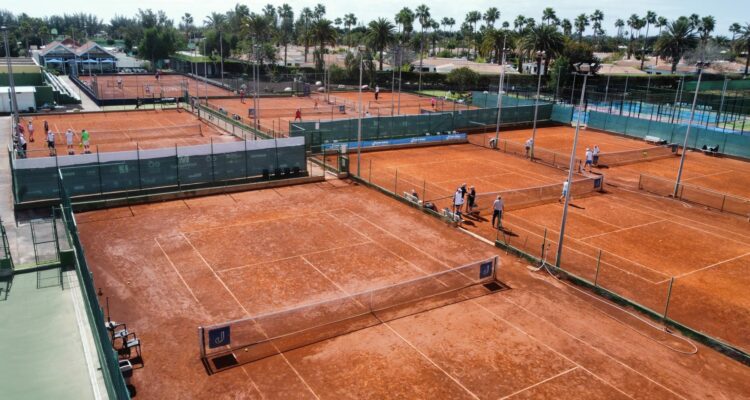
[682,170,735,182]
[327,208,630,398]
[500,366,579,399]
[180,233,321,400]
[579,220,664,241]
[299,254,481,400]
[674,251,750,280]
[219,240,373,274]
[154,237,201,304]
[477,296,680,400]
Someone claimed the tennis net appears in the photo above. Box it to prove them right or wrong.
[596,145,678,167]
[257,105,347,118]
[88,124,203,143]
[638,174,750,217]
[468,134,582,171]
[425,176,604,214]
[198,256,499,373]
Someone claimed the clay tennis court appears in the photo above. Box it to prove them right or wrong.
[79,74,233,100]
[75,181,750,399]
[19,109,237,157]
[354,134,750,355]
[204,91,469,136]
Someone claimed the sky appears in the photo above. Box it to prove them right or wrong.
[11,0,747,36]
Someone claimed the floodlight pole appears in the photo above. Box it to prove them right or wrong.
[2,26,20,127]
[555,70,589,268]
[673,70,703,197]
[529,51,545,160]
[397,44,403,114]
[356,46,365,176]
[493,36,507,145]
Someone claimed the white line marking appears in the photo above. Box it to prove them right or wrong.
[674,251,750,279]
[500,366,579,399]
[154,237,201,304]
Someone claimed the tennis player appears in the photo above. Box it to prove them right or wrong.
[239,88,246,103]
[453,187,465,214]
[374,85,380,101]
[466,186,477,214]
[294,108,302,121]
[525,138,533,158]
[27,119,35,142]
[592,145,600,166]
[17,133,27,158]
[584,148,593,172]
[46,129,56,156]
[81,129,91,154]
[492,195,504,229]
[65,129,76,155]
[559,179,569,202]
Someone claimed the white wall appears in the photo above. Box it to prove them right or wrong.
[0,92,36,113]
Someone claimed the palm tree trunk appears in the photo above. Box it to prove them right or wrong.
[672,59,678,74]
[745,46,750,75]
[379,50,384,71]
[640,24,650,70]
[284,44,288,66]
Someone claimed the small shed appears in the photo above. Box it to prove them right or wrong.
[0,86,38,113]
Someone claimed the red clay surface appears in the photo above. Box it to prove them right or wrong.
[205,91,469,136]
[356,135,750,354]
[79,74,233,99]
[19,109,237,157]
[77,181,750,399]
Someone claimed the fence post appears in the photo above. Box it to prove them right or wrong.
[422,180,427,206]
[96,148,103,196]
[638,174,643,190]
[720,195,726,212]
[210,138,216,183]
[663,277,675,320]
[368,159,372,183]
[594,249,602,287]
[541,228,547,261]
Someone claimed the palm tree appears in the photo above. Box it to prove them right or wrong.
[277,4,294,66]
[313,4,326,20]
[574,14,589,41]
[514,15,526,33]
[465,11,482,55]
[729,22,742,43]
[689,14,700,29]
[542,8,556,26]
[484,7,500,29]
[740,23,750,75]
[343,13,356,48]
[300,7,313,62]
[415,4,431,77]
[181,13,194,41]
[615,19,625,38]
[657,16,668,36]
[395,7,414,42]
[312,19,336,70]
[626,14,642,59]
[481,28,513,64]
[366,18,396,70]
[697,15,716,66]
[204,12,227,71]
[430,19,440,54]
[655,17,698,73]
[640,11,658,70]
[561,19,572,37]
[591,9,604,44]
[521,24,564,75]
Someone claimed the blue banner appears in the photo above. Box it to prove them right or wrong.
[321,133,467,150]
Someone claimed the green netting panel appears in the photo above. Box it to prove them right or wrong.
[551,104,574,124]
[471,92,538,107]
[624,117,651,138]
[100,161,139,193]
[12,139,307,204]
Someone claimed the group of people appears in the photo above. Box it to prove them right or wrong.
[450,183,506,229]
[583,145,601,172]
[15,119,91,158]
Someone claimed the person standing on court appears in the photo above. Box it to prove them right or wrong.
[46,129,56,156]
[525,137,533,159]
[559,179,570,203]
[492,195,504,229]
[65,129,76,155]
[81,129,91,154]
[27,119,35,142]
[453,187,465,214]
[294,108,302,121]
[17,133,27,158]
[592,145,600,166]
[467,186,477,214]
[374,85,380,101]
[239,87,246,104]
[584,148,593,172]
[43,120,49,135]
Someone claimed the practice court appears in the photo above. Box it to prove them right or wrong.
[75,181,750,399]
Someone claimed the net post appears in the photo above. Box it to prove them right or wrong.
[594,250,602,287]
[368,159,372,183]
[394,169,398,194]
[663,277,675,321]
[175,144,181,190]
[541,228,547,261]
